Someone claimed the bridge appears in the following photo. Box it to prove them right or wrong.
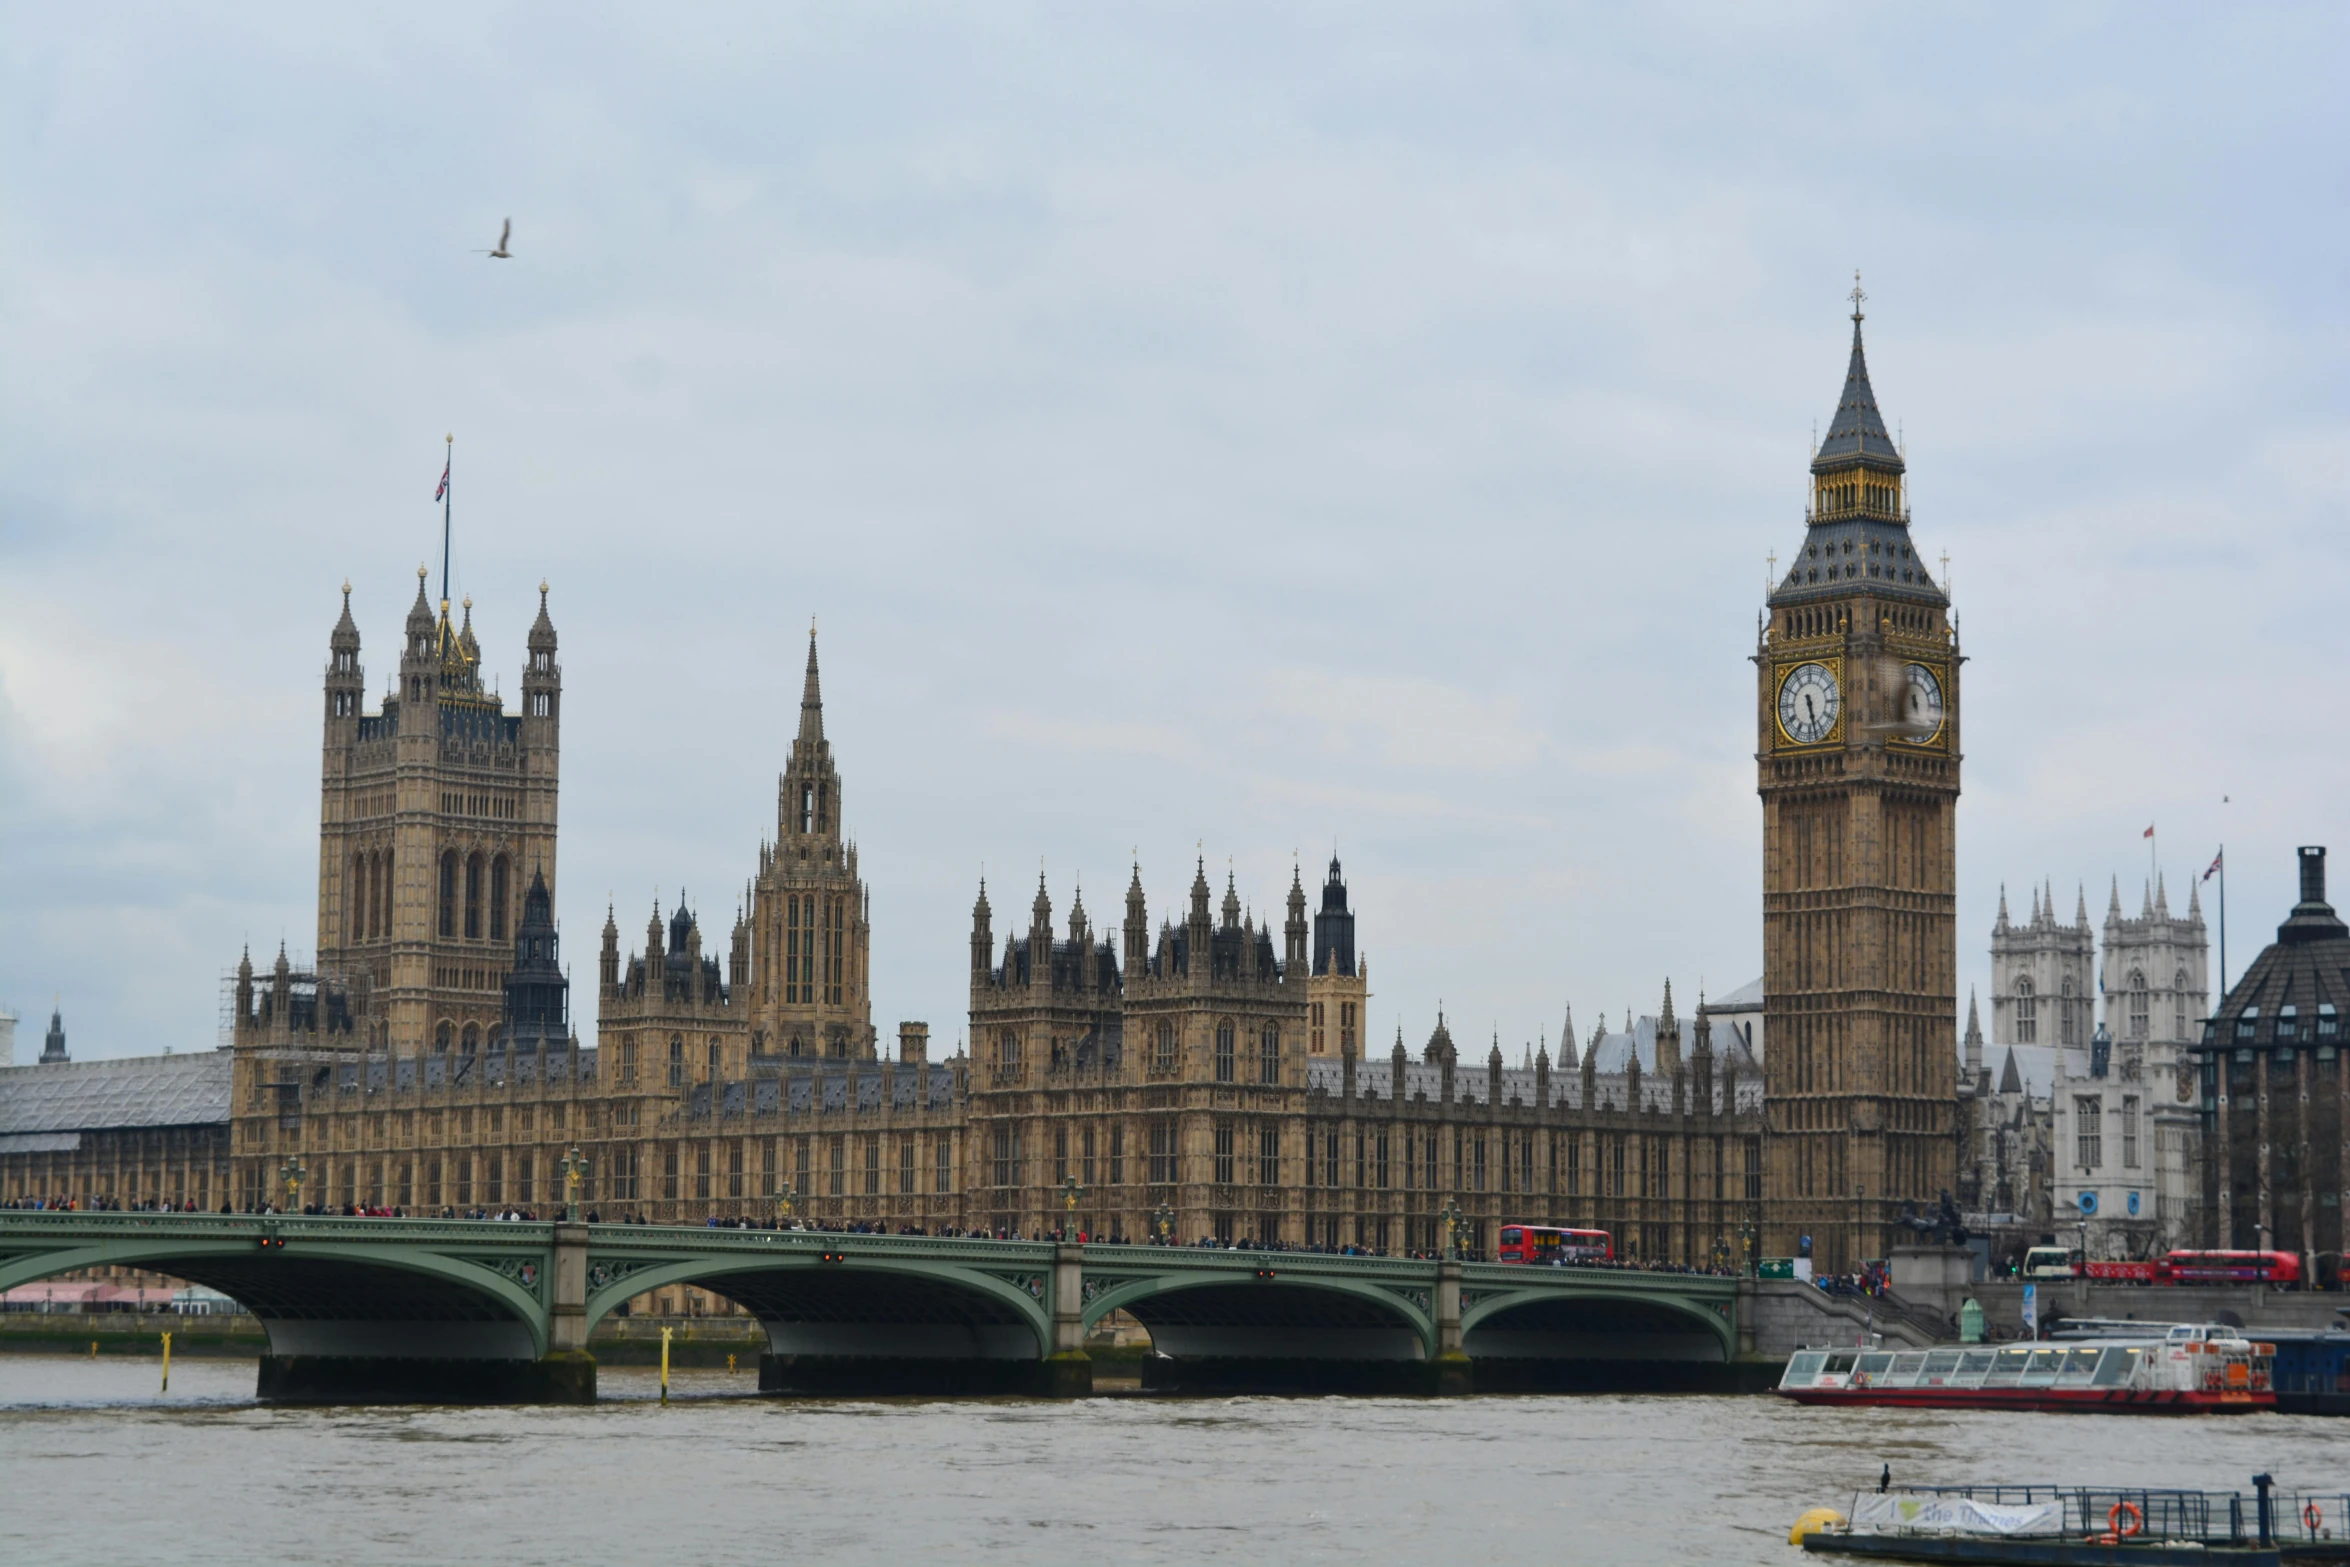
[0,1211,1748,1402]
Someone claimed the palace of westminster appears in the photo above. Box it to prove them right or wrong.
[6,303,2343,1284]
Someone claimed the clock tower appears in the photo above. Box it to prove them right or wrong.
[1757,285,1961,1272]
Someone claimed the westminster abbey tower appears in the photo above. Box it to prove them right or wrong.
[1758,290,1962,1271]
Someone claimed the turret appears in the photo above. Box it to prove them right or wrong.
[971,878,994,983]
[1122,863,1147,981]
[1028,874,1052,990]
[39,1004,68,1065]
[521,580,561,734]
[325,581,364,730]
[398,566,437,707]
[1654,980,1682,1078]
[1284,862,1308,974]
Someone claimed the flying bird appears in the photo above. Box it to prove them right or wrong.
[476,218,512,259]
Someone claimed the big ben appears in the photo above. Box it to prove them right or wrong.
[1758,283,1960,1272]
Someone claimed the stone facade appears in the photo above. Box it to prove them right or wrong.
[1756,298,1962,1273]
[1962,872,2210,1257]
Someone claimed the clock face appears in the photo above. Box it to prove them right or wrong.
[1777,662,1840,745]
[1900,663,1946,743]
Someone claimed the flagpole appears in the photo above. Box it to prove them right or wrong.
[441,433,453,612]
[2218,844,2227,1001]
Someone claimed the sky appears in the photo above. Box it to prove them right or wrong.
[3,4,2345,1065]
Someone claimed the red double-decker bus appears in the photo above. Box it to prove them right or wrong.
[2154,1249,2302,1287]
[1496,1225,1612,1265]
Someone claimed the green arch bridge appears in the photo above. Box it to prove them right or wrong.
[0,1211,1752,1402]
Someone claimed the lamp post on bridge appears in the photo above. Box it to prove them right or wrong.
[1739,1222,1757,1279]
[1152,1201,1174,1247]
[560,1146,589,1223]
[278,1156,308,1215]
[1438,1200,1465,1262]
[1058,1175,1085,1243]
[774,1178,798,1230]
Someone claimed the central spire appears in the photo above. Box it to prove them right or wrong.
[799,624,825,745]
[1813,275,1901,475]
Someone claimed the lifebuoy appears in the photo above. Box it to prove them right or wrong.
[2110,1502,2144,1539]
[2305,1501,2323,1533]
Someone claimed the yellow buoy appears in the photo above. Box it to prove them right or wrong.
[1789,1508,1847,1546]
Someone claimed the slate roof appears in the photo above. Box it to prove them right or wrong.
[0,1050,233,1137]
[1813,316,1904,472]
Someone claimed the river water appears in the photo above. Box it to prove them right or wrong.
[1,1357,2342,1565]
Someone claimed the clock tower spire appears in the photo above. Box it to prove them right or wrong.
[1756,282,1961,1273]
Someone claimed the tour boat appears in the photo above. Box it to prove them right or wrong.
[1776,1324,2274,1413]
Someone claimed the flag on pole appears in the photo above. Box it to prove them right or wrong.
[434,457,450,502]
[2204,850,2223,881]
[2143,825,2155,839]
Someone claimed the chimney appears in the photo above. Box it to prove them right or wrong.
[898,1021,930,1066]
[2299,845,2327,908]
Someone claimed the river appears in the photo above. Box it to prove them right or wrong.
[0,1357,2341,1564]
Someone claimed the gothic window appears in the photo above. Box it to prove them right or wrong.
[489,856,510,943]
[2119,969,2147,1041]
[434,1021,452,1054]
[1259,1025,1280,1085]
[1148,1119,1175,1185]
[1311,1002,1324,1053]
[863,1136,879,1196]
[1154,1020,1176,1072]
[463,853,483,940]
[1109,1124,1123,1186]
[800,783,814,835]
[900,1137,917,1195]
[1324,1127,1339,1187]
[2174,972,2191,1040]
[669,1034,684,1087]
[1215,1021,1236,1083]
[1374,1127,1389,1189]
[1081,1125,1096,1187]
[785,896,803,1003]
[828,1135,845,1197]
[1256,1121,1280,1186]
[350,854,367,944]
[788,1034,805,1059]
[438,851,458,938]
[2014,977,2037,1044]
[619,1036,637,1084]
[998,1028,1020,1071]
[1054,1125,1069,1184]
[1425,1129,1440,1193]
[460,1024,478,1055]
[827,898,845,1003]
[2060,977,2076,1045]
[377,850,393,941]
[1340,1001,1356,1053]
[707,1039,722,1079]
[2122,1095,2140,1168]
[1213,1120,1235,1185]
[937,1137,953,1194]
[2074,1096,2102,1168]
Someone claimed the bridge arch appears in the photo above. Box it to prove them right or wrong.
[1459,1285,1734,1363]
[0,1235,549,1360]
[1084,1270,1435,1361]
[586,1255,1052,1362]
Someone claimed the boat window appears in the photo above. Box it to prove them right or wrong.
[1786,1352,1826,1383]
[1922,1351,1961,1376]
[1823,1353,1856,1375]
[2091,1348,2136,1387]
[1890,1353,1926,1380]
[2021,1348,2064,1383]
[1983,1348,2029,1385]
[2061,1348,2102,1379]
[1856,1353,1894,1378]
[1956,1351,1996,1377]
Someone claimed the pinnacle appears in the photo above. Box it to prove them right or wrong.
[1813,298,1902,474]
[798,629,825,744]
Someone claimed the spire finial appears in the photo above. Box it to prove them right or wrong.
[1849,269,1866,323]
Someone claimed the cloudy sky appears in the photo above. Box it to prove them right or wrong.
[3,5,2344,1064]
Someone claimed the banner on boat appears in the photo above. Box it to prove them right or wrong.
[1849,1495,2065,1536]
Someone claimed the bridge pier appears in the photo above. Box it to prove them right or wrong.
[1432,1259,1473,1394]
[1044,1241,1092,1396]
